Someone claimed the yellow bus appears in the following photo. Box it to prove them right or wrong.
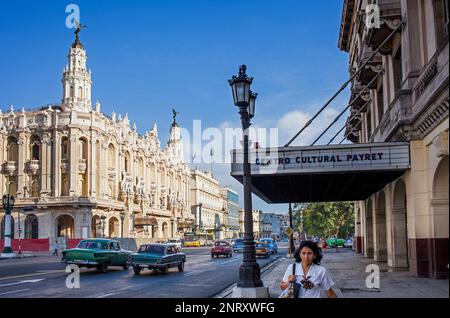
[183,232,201,247]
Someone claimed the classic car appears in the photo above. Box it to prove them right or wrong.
[211,240,232,258]
[259,238,278,254]
[255,241,270,258]
[128,243,186,275]
[232,238,244,252]
[326,237,346,247]
[61,239,132,273]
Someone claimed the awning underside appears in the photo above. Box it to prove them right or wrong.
[232,170,405,203]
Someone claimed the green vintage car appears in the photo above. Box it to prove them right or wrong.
[326,237,346,247]
[61,239,132,273]
[128,243,186,275]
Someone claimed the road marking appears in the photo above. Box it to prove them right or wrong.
[0,270,65,281]
[220,259,240,265]
[96,293,117,298]
[0,288,30,296]
[0,278,45,288]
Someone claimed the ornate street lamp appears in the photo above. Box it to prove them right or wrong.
[120,211,125,238]
[228,65,267,297]
[1,194,15,256]
[100,215,107,238]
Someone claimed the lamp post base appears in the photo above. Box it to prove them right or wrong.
[1,253,16,258]
[231,286,270,298]
[2,246,13,254]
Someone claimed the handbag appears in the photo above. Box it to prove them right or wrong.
[279,263,301,298]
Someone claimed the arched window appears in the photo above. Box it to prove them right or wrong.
[70,85,74,98]
[78,86,83,99]
[30,135,41,161]
[25,214,39,239]
[79,138,88,160]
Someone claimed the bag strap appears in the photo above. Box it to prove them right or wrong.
[292,263,296,276]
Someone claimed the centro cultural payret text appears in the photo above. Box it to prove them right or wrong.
[255,153,384,165]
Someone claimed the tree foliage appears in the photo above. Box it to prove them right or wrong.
[293,202,355,239]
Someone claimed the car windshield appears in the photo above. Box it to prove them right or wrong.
[234,239,244,245]
[260,239,273,244]
[77,241,107,249]
[138,245,165,254]
[256,243,267,248]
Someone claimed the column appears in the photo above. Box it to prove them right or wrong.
[40,133,52,196]
[16,132,28,198]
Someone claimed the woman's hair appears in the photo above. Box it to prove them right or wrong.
[294,240,322,264]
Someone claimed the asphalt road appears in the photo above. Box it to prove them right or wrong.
[0,244,288,298]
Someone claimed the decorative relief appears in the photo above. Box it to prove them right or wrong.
[432,131,449,158]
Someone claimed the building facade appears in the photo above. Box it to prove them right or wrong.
[339,0,448,278]
[223,187,240,239]
[0,31,193,242]
[190,169,227,240]
[239,209,263,239]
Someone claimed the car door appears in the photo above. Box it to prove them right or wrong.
[113,242,126,265]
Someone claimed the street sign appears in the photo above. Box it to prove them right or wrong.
[285,227,293,236]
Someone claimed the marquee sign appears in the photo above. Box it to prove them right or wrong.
[231,142,410,176]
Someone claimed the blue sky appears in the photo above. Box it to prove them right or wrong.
[0,0,350,213]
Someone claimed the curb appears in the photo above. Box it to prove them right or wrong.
[212,256,287,298]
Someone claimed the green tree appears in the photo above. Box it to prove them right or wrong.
[293,202,355,239]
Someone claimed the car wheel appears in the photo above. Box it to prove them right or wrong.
[178,261,184,272]
[123,263,129,270]
[211,254,215,258]
[133,266,141,275]
[97,263,108,273]
[159,266,169,274]
[230,253,232,257]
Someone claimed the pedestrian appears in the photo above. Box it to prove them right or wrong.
[280,240,336,298]
[322,239,327,253]
[52,241,59,256]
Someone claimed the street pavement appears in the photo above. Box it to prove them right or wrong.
[0,245,287,298]
[228,247,449,298]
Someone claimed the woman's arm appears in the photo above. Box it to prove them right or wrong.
[325,288,337,298]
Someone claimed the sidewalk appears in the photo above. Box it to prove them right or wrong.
[216,248,449,298]
[0,251,57,260]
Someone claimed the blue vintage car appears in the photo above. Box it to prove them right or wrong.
[127,243,186,275]
[259,238,278,254]
[232,238,244,252]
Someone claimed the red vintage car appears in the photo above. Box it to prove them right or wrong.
[211,240,233,258]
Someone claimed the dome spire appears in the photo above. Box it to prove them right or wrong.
[72,20,87,49]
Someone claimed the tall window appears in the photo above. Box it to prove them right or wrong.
[393,47,403,93]
[78,86,83,99]
[30,135,40,161]
[25,214,39,239]
[108,144,115,168]
[7,136,18,161]
[377,86,384,126]
[434,0,449,47]
[367,110,372,140]
[61,137,69,160]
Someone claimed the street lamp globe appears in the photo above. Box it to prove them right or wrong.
[10,196,15,207]
[119,211,125,222]
[228,65,253,107]
[2,195,7,208]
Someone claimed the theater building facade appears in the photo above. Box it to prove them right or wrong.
[0,31,193,242]
[338,0,448,278]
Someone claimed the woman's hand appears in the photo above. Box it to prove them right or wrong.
[279,281,289,290]
[287,275,296,283]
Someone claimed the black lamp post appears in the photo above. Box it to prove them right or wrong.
[228,65,263,289]
[100,215,107,238]
[2,195,15,255]
[120,211,125,238]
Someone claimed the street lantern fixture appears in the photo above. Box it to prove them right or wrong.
[228,65,267,298]
[228,65,253,107]
[100,215,107,238]
[119,211,125,238]
[1,194,15,256]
